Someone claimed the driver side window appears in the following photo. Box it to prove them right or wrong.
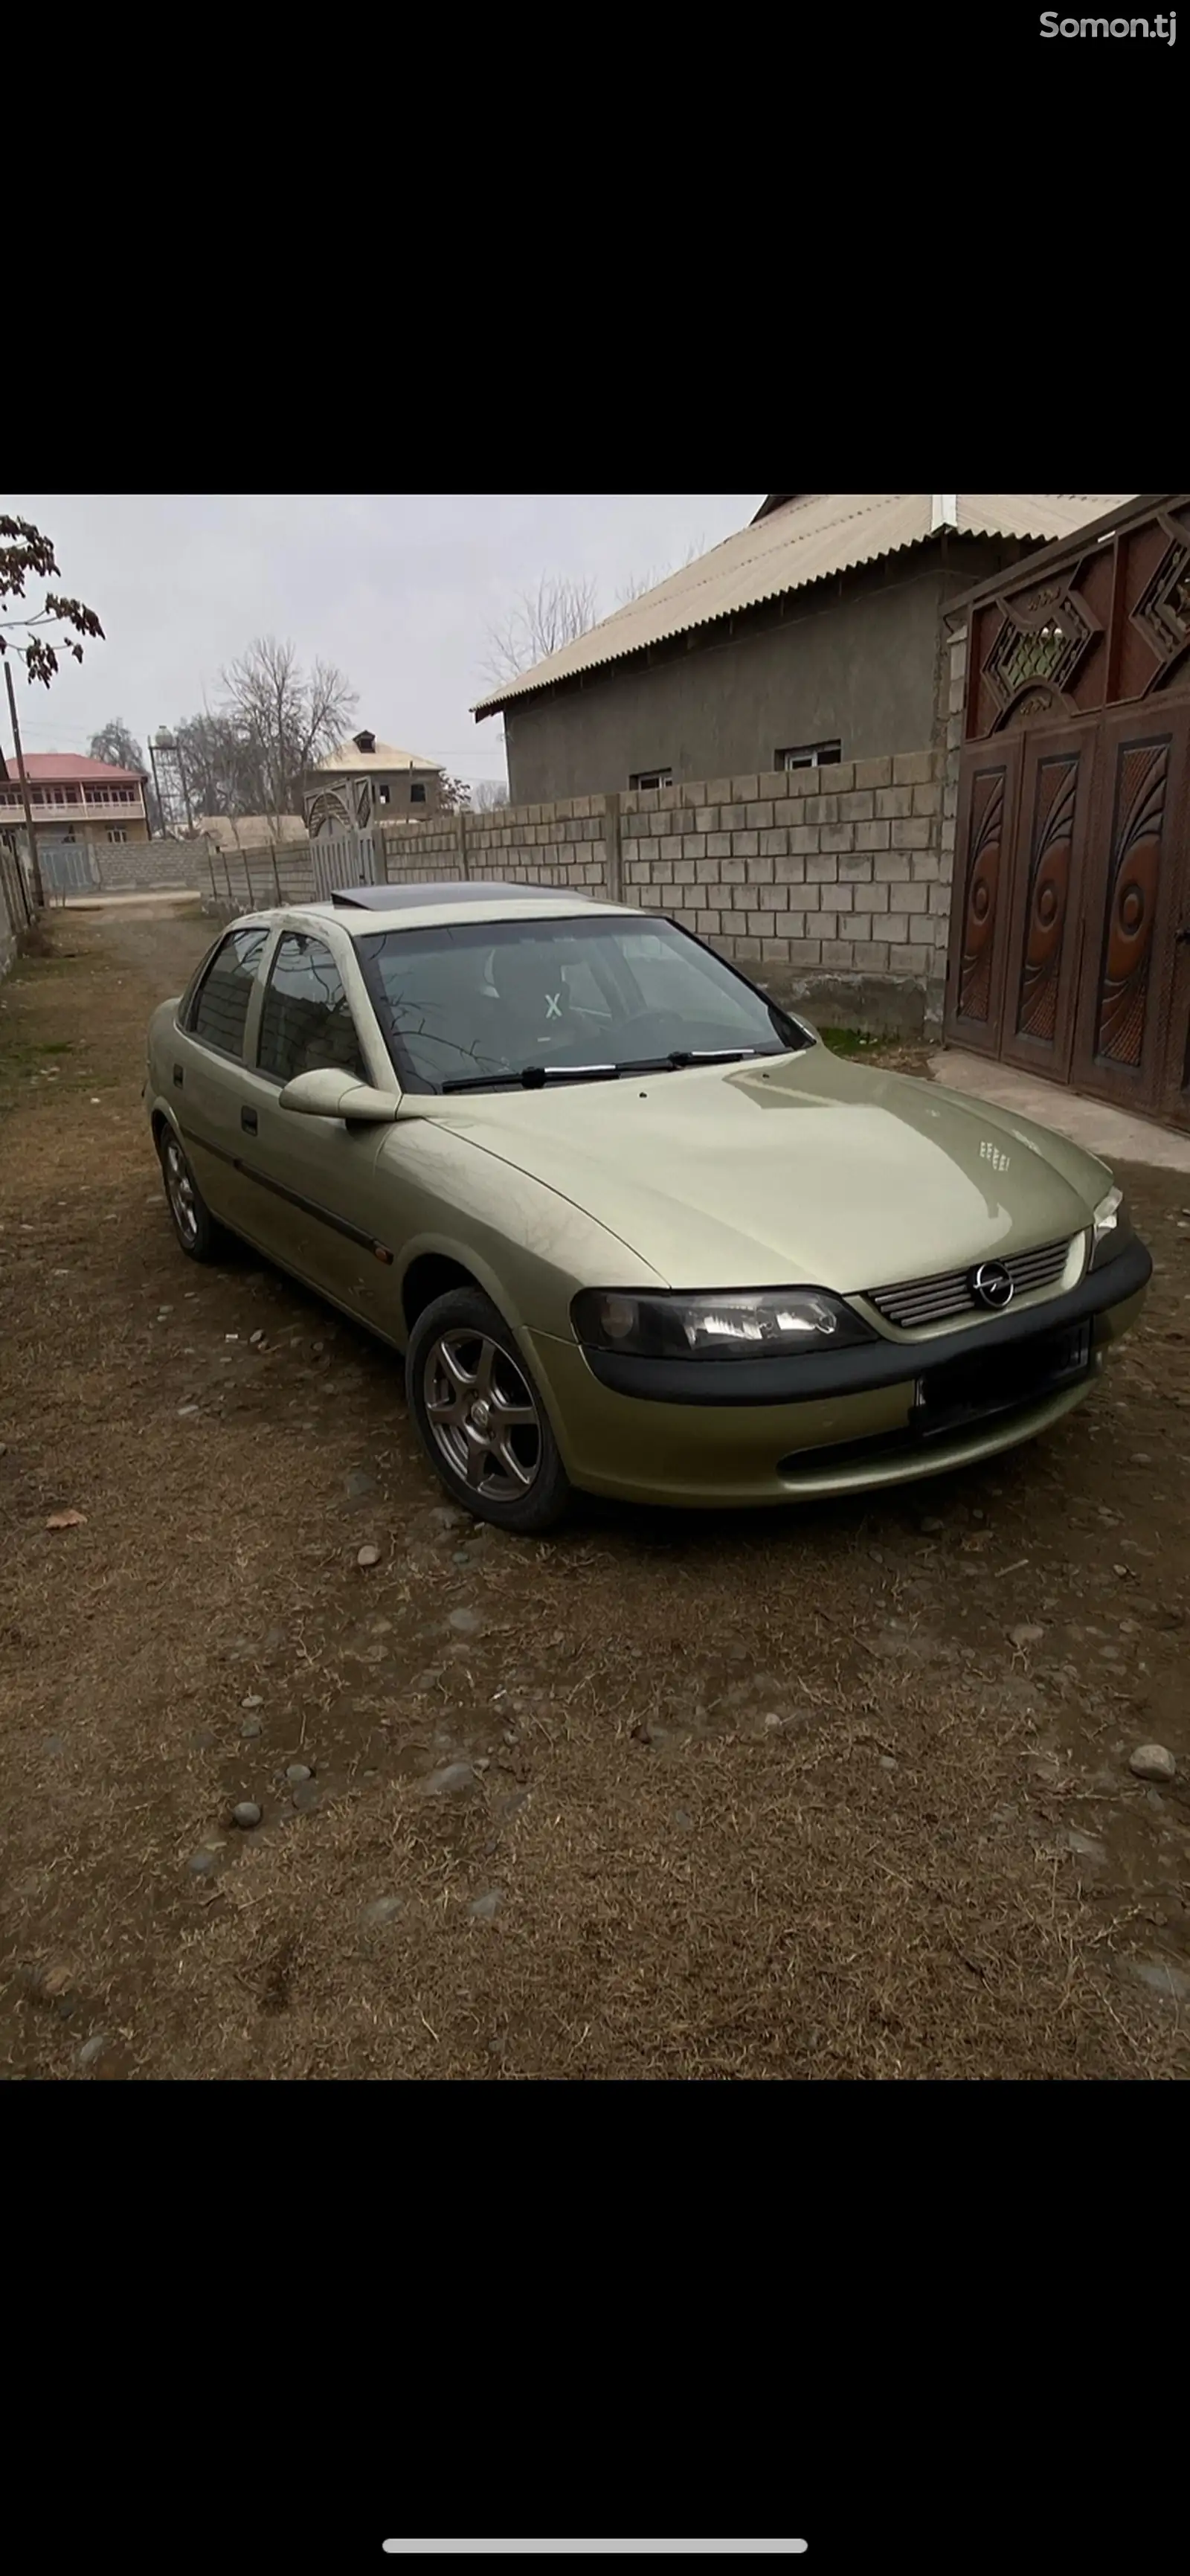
[257,934,367,1085]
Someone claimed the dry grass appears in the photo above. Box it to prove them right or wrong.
[1,910,1188,2081]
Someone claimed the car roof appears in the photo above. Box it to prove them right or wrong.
[248,881,642,937]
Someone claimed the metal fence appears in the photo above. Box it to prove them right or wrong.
[309,829,379,898]
[39,841,101,898]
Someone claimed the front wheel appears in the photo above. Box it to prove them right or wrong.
[406,1288,573,1535]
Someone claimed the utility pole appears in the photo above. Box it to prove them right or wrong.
[4,658,45,909]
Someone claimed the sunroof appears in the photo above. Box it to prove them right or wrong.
[329,880,598,911]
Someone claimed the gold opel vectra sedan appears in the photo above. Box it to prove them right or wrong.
[144,881,1151,1535]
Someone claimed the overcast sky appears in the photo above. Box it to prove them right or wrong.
[5,495,762,788]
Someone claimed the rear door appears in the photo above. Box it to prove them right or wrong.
[234,924,401,1316]
[170,923,270,1235]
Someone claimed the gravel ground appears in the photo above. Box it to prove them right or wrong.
[1,908,1188,2081]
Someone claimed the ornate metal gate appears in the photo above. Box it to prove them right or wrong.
[946,495,1190,1134]
[309,829,379,898]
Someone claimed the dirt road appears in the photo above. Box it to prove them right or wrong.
[1,909,1188,2079]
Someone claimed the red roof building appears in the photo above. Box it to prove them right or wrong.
[12,752,147,784]
[0,750,150,846]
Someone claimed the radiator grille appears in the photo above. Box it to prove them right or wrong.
[867,1236,1071,1331]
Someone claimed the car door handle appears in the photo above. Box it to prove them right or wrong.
[1177,926,1190,947]
[173,1064,184,1088]
[240,1107,257,1135]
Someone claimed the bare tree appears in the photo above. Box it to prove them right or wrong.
[482,544,707,687]
[481,574,599,687]
[221,636,357,832]
[615,537,706,608]
[89,719,145,774]
[437,774,472,813]
[174,710,259,823]
[1,514,103,687]
[470,777,511,811]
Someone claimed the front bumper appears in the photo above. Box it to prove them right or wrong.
[527,1234,1151,1507]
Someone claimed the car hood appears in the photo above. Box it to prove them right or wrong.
[421,1047,1110,1293]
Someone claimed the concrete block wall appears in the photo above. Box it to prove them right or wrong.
[618,757,946,986]
[197,842,315,915]
[382,797,613,896]
[88,836,193,891]
[380,816,465,882]
[195,748,961,1038]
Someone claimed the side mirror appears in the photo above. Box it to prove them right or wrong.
[278,1068,398,1123]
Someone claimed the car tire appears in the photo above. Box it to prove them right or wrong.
[158,1126,229,1264]
[406,1287,573,1535]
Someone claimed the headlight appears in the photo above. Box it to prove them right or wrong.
[571,1286,878,1359]
[1090,1186,1133,1270]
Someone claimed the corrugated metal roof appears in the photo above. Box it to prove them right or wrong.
[472,492,1136,717]
[309,739,439,774]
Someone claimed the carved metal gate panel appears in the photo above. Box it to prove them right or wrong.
[947,736,1023,1056]
[997,722,1098,1086]
[1070,699,1190,1125]
[948,496,1190,1131]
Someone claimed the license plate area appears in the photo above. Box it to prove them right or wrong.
[911,1322,1093,1442]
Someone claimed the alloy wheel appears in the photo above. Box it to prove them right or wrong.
[422,1329,541,1500]
[164,1137,199,1247]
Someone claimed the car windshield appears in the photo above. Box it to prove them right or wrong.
[356,913,812,1094]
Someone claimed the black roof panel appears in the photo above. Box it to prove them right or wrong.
[328,880,599,912]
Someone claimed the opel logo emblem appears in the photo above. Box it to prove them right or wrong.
[971,1259,1014,1311]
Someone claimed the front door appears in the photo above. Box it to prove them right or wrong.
[237,928,399,1317]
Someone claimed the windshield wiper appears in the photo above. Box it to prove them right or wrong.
[441,1063,621,1094]
[612,1045,787,1073]
[439,1046,791,1095]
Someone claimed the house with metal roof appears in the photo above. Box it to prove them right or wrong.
[473,495,1134,804]
[304,730,444,837]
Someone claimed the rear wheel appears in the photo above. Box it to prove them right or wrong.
[158,1128,228,1264]
[406,1287,573,1535]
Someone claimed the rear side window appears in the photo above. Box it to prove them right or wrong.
[257,934,367,1084]
[188,928,268,1058]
